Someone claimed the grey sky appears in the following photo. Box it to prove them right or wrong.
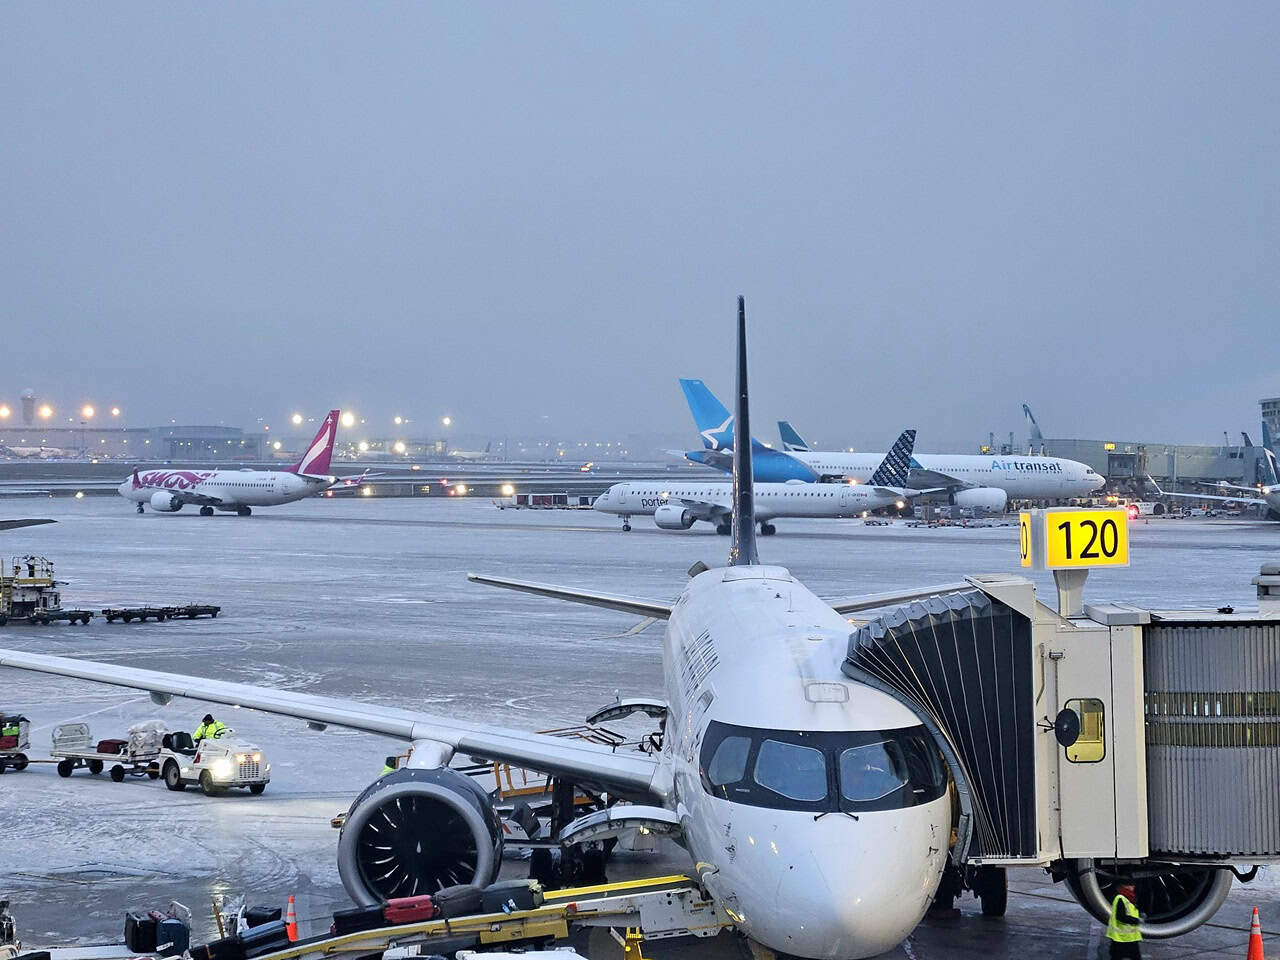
[3,3,1277,453]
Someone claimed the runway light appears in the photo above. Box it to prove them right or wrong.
[362,486,374,497]
[341,412,355,428]
[81,405,94,419]
[394,416,403,426]
[272,440,282,450]
[111,407,120,417]
[74,491,84,499]
[501,483,515,496]
[410,464,421,471]
[291,413,303,426]
[38,405,52,419]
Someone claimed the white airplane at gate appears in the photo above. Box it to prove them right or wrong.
[118,411,367,516]
[3,303,971,958]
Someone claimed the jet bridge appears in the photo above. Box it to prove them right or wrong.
[842,566,1280,938]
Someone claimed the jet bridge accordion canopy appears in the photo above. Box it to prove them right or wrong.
[842,589,1038,862]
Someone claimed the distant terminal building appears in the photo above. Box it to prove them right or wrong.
[0,424,263,460]
[1040,438,1270,487]
[1261,397,1280,442]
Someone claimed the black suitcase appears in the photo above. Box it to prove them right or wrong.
[156,916,191,956]
[194,935,246,960]
[481,879,544,914]
[244,906,282,928]
[331,903,385,935]
[124,912,157,953]
[239,918,291,958]
[433,884,483,918]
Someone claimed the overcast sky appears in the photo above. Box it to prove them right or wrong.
[3,3,1277,452]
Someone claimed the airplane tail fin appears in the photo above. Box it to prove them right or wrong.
[680,378,734,451]
[131,467,142,490]
[868,430,917,488]
[1023,403,1044,455]
[777,421,810,452]
[1263,420,1275,453]
[291,410,340,475]
[730,297,758,566]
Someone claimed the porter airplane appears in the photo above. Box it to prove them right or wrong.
[594,429,931,533]
[118,411,372,516]
[682,379,1106,510]
[2,302,959,958]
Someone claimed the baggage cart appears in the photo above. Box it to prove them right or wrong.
[0,715,31,773]
[48,722,161,782]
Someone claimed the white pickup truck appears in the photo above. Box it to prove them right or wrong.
[158,729,270,796]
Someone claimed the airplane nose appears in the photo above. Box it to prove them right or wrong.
[592,490,609,511]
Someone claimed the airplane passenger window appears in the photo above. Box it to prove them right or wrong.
[707,736,751,789]
[754,739,827,801]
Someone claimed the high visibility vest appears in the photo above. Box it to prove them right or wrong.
[1106,894,1142,943]
[381,765,395,777]
[194,721,227,741]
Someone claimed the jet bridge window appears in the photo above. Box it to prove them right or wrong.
[1064,697,1106,763]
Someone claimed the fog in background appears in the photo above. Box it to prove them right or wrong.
[3,3,1277,453]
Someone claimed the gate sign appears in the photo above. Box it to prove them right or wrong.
[1020,508,1130,570]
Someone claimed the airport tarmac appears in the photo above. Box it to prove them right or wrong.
[1,496,1277,958]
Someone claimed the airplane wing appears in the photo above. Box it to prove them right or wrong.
[166,489,225,507]
[823,582,972,615]
[0,648,662,799]
[871,486,949,500]
[466,573,672,620]
[673,497,732,522]
[1146,475,1269,507]
[0,518,56,531]
[905,467,966,489]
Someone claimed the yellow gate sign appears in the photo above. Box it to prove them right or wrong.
[1019,512,1033,567]
[1042,509,1129,569]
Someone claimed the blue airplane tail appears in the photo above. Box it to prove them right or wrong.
[868,430,917,487]
[777,421,810,452]
[680,378,735,450]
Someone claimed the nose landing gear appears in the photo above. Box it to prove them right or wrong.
[135,503,144,514]
[621,517,632,532]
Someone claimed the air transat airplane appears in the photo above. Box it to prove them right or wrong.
[118,411,371,516]
[681,379,1105,510]
[594,429,937,533]
[0,299,970,958]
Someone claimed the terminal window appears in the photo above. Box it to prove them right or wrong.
[1065,698,1106,763]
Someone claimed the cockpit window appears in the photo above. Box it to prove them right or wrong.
[699,720,946,813]
[754,739,827,801]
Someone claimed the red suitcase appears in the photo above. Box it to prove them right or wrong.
[97,739,128,754]
[383,895,438,924]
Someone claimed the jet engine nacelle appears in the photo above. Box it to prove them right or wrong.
[951,487,1007,513]
[653,504,696,530]
[149,491,182,512]
[337,766,502,905]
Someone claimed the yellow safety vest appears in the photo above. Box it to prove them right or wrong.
[381,765,396,777]
[1106,894,1142,943]
[194,721,227,741]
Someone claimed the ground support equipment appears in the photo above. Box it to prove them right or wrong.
[101,605,220,623]
[48,723,160,782]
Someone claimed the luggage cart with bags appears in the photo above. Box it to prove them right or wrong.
[0,714,31,773]
[48,722,162,782]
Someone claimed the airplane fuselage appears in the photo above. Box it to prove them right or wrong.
[593,480,903,525]
[790,452,1102,499]
[118,468,333,510]
[661,564,949,957]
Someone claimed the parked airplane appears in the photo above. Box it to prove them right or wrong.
[1147,425,1280,519]
[594,429,934,533]
[1,300,970,958]
[680,379,1105,510]
[118,411,370,516]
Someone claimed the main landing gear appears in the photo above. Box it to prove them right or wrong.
[236,506,252,517]
[199,506,214,517]
[716,522,731,535]
[136,503,144,514]
[759,522,776,536]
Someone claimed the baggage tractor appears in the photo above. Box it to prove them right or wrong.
[481,879,544,914]
[331,904,385,936]
[383,895,437,924]
[97,739,128,755]
[239,919,291,958]
[433,884,483,919]
[244,906,282,928]
[156,916,190,957]
[124,912,157,953]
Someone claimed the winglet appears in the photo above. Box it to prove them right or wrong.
[869,430,917,487]
[729,297,758,566]
[291,410,340,475]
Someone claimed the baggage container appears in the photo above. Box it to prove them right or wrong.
[331,904,385,936]
[244,906,282,928]
[239,919,291,958]
[124,912,156,953]
[383,895,437,924]
[156,916,190,957]
[481,879,544,914]
[433,884,483,919]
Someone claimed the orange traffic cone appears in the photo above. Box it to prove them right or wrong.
[1248,906,1265,960]
[285,895,298,943]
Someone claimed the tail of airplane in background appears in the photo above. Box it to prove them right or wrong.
[680,378,735,450]
[868,430,917,487]
[1022,403,1044,455]
[290,410,340,476]
[777,420,810,452]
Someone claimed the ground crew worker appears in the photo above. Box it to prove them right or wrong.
[382,756,398,776]
[1106,883,1142,958]
[193,714,227,742]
